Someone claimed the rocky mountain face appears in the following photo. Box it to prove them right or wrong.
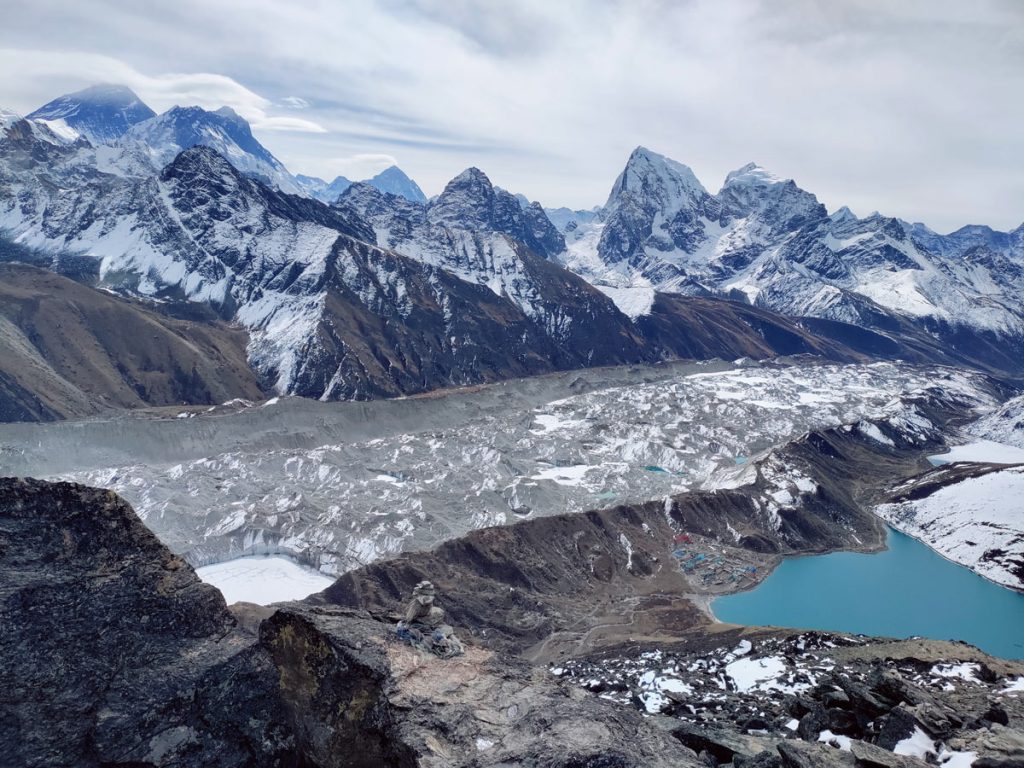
[25,84,155,144]
[119,104,305,194]
[335,169,641,350]
[561,147,1024,378]
[0,478,298,767]
[3,84,1023,421]
[0,127,652,402]
[0,263,265,421]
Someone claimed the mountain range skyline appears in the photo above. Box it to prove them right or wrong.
[8,81,1023,238]
[1,1,1022,231]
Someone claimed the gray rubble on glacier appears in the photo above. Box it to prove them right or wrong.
[0,360,998,573]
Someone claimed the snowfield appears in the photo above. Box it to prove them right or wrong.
[968,394,1024,448]
[928,440,1024,465]
[877,466,1024,590]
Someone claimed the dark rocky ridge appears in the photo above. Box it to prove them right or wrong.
[0,262,266,421]
[0,478,296,766]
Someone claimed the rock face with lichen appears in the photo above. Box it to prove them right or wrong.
[0,477,297,767]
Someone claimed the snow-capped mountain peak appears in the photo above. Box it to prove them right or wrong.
[365,165,426,203]
[722,162,787,189]
[829,205,858,224]
[26,84,155,145]
[0,108,21,138]
[119,104,302,195]
[429,167,500,226]
[297,167,424,204]
[606,145,708,209]
[717,162,824,227]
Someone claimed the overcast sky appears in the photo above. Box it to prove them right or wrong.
[2,0,1022,232]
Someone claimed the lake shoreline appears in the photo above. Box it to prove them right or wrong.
[707,525,1024,660]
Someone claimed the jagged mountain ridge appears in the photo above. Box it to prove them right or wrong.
[335,168,582,330]
[118,104,305,195]
[296,164,426,204]
[0,128,662,401]
[561,147,1024,375]
[4,84,1024,416]
[0,107,1014,413]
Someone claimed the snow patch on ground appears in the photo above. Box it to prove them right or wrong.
[928,440,1024,466]
[595,283,656,318]
[196,555,334,605]
[894,726,937,761]
[877,466,1024,590]
[725,655,812,694]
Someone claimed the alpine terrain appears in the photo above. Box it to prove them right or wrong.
[1,72,1023,768]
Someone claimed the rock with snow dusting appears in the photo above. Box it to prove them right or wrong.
[119,104,305,195]
[553,628,1024,767]
[969,394,1024,448]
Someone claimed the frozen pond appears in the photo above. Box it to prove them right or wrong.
[196,555,335,605]
[713,529,1024,660]
[927,439,1024,466]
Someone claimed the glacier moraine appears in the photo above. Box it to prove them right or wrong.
[0,359,999,574]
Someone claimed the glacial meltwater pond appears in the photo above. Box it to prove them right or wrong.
[713,529,1024,660]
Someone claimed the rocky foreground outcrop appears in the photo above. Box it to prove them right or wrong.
[0,477,703,767]
[557,629,1024,767]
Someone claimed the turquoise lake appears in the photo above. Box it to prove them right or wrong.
[712,528,1024,660]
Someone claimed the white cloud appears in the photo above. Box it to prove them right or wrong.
[280,96,310,109]
[259,116,326,133]
[0,48,326,134]
[324,153,399,180]
[1,0,1023,230]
